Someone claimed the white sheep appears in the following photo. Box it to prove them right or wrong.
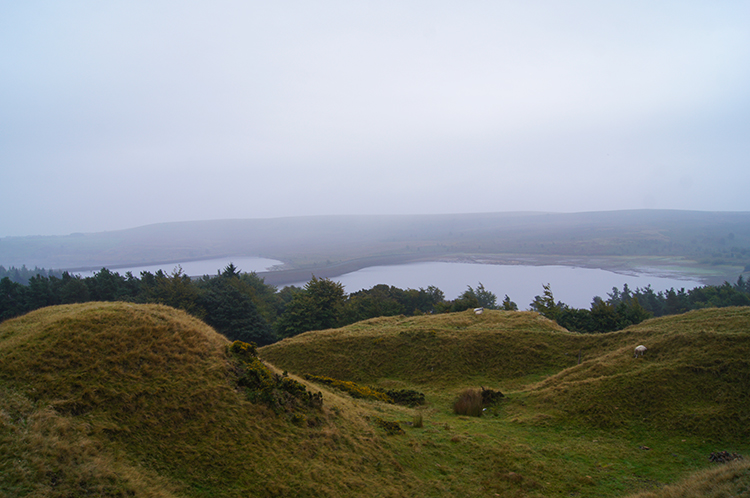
[634,345,647,358]
[474,307,484,315]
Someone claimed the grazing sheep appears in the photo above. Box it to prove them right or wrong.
[634,345,647,358]
[474,307,484,315]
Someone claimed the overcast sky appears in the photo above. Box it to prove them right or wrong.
[2,1,749,237]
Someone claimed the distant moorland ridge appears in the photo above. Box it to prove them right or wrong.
[2,210,749,284]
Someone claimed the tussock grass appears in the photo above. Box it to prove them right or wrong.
[453,388,484,417]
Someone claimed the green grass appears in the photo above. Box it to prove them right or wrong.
[2,303,750,497]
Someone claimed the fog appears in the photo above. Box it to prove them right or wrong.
[2,1,749,237]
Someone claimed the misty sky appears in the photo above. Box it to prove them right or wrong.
[2,1,749,237]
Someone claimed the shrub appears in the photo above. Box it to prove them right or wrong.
[229,341,322,413]
[229,340,258,360]
[453,387,505,417]
[372,417,405,435]
[302,374,427,407]
[385,389,426,407]
[302,374,392,403]
[481,387,504,405]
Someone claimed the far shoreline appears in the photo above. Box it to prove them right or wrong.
[257,253,741,288]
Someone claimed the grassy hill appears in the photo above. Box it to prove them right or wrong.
[2,303,750,497]
[262,307,750,495]
[0,303,431,497]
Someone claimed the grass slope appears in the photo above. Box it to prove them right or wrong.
[261,311,585,386]
[262,307,750,496]
[2,304,750,497]
[523,308,750,440]
[0,303,430,497]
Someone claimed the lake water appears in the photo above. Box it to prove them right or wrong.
[303,261,704,310]
[73,256,283,279]
[76,256,704,310]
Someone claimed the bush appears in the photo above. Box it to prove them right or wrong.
[372,417,405,435]
[384,389,426,407]
[481,387,504,405]
[302,374,392,403]
[229,341,322,413]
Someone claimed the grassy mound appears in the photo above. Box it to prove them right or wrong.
[3,303,749,497]
[261,311,596,386]
[0,303,426,497]
[520,307,750,441]
[262,308,750,441]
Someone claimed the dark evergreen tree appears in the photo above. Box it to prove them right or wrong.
[199,266,275,345]
[557,307,593,332]
[86,268,126,301]
[588,297,618,331]
[26,275,57,310]
[58,272,90,304]
[501,294,518,311]
[274,276,346,338]
[148,267,206,318]
[529,283,566,320]
[461,283,498,309]
[0,277,28,320]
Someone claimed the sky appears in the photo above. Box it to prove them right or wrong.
[2,1,750,237]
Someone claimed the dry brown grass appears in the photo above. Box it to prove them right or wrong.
[624,459,750,498]
[453,388,484,417]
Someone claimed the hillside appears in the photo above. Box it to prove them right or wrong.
[2,210,749,284]
[2,303,750,497]
[261,307,750,440]
[0,303,430,497]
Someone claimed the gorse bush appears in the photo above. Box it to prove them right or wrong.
[301,373,427,407]
[302,373,392,403]
[229,340,322,413]
[384,389,426,407]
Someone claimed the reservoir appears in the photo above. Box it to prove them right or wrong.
[76,257,705,310]
[297,261,704,310]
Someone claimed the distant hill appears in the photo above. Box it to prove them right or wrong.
[1,210,749,285]
[2,302,749,497]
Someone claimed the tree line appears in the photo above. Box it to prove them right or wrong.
[0,264,490,345]
[529,277,750,333]
[2,263,749,342]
